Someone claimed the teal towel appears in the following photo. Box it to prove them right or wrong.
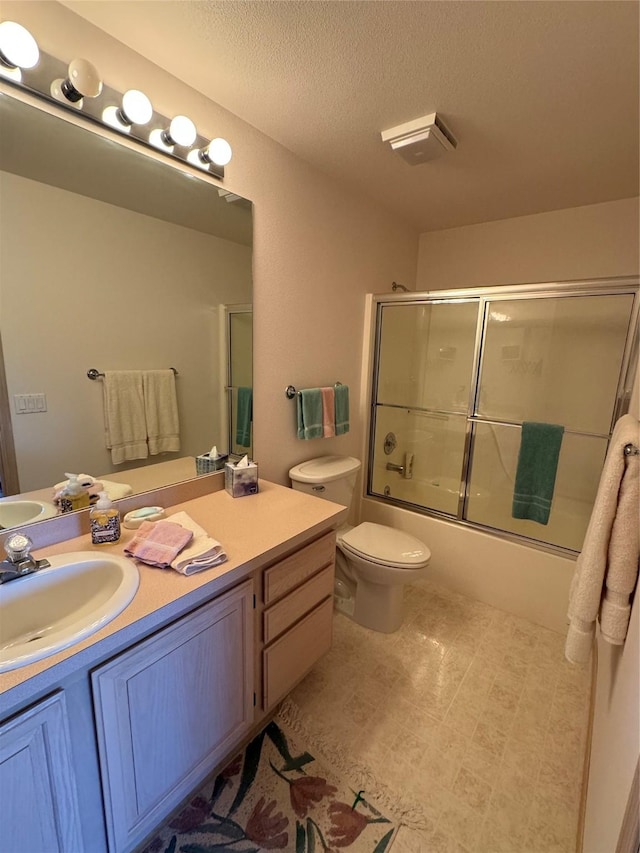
[297,389,324,439]
[334,384,350,436]
[236,387,252,448]
[512,422,564,525]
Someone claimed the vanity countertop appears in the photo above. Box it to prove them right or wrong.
[0,480,346,713]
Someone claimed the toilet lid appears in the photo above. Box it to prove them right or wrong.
[340,522,430,569]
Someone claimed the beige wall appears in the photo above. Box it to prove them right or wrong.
[2,0,418,488]
[417,197,639,290]
[410,199,640,850]
[1,170,251,490]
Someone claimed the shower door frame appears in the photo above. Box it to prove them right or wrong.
[366,276,639,557]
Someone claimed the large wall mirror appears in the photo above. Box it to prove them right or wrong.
[0,91,253,528]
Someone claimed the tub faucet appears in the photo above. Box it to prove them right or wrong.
[0,533,50,584]
[385,452,414,480]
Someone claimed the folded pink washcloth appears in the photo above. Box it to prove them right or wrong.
[124,520,193,568]
[321,387,335,438]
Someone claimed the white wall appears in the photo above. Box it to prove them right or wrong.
[0,171,251,490]
[417,197,639,290]
[2,0,418,489]
[396,200,639,850]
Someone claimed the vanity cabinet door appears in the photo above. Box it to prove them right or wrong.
[0,691,83,852]
[92,580,254,853]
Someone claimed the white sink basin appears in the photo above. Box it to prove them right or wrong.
[0,499,58,528]
[0,552,139,672]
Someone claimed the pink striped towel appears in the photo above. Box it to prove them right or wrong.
[125,520,193,568]
[321,387,335,438]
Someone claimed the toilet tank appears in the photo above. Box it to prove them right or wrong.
[289,456,361,514]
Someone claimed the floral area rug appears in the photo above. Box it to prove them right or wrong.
[141,719,398,852]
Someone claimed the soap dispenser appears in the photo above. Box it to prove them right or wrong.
[90,491,121,545]
[60,473,90,513]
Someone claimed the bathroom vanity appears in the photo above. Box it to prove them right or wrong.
[0,481,346,853]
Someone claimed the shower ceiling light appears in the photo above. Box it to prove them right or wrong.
[381,112,457,165]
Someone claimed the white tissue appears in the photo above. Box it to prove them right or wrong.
[236,455,250,468]
[210,445,218,459]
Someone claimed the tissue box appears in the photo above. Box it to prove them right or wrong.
[225,460,259,497]
[196,453,228,475]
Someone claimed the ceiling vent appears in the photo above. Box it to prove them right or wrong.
[381,112,457,165]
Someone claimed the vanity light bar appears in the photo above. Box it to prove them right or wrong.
[0,24,230,180]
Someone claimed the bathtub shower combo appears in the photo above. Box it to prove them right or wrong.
[368,278,639,554]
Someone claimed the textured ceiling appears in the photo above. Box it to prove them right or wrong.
[60,0,639,233]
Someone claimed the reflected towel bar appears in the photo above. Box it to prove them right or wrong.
[87,367,178,380]
[286,382,342,399]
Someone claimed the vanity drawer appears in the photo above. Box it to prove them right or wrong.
[263,564,334,644]
[263,596,333,709]
[263,531,335,604]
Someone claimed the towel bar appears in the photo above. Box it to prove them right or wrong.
[286,382,342,399]
[87,367,178,380]
[624,443,639,456]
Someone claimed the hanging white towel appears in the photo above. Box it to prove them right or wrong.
[102,371,148,465]
[143,369,181,456]
[565,414,640,664]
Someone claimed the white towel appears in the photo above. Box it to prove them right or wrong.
[143,370,180,456]
[565,414,640,664]
[103,371,148,465]
[166,510,227,575]
[53,475,133,502]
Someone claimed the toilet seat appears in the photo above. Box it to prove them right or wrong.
[338,522,430,570]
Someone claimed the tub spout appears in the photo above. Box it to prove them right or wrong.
[386,452,414,479]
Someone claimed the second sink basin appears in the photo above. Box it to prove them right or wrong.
[0,551,139,673]
[0,499,58,529]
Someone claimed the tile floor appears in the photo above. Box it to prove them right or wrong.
[290,579,591,853]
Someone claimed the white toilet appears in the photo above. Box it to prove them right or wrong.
[289,455,430,633]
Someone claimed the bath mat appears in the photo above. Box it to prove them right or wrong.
[277,698,433,835]
[140,718,398,852]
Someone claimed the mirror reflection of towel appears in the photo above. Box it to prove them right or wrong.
[103,371,148,464]
[236,387,253,448]
[143,370,180,456]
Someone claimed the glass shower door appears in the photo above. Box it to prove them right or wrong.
[465,292,635,550]
[369,284,637,554]
[370,300,479,515]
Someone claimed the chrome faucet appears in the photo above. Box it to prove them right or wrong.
[0,533,50,584]
[385,451,414,480]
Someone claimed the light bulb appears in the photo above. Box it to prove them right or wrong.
[0,21,39,69]
[149,128,174,152]
[162,115,197,148]
[52,58,102,105]
[186,149,209,171]
[203,138,232,167]
[120,89,153,125]
[102,105,130,133]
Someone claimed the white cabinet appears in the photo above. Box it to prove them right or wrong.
[0,691,83,852]
[261,532,335,709]
[92,579,254,853]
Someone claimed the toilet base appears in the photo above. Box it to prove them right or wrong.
[353,579,404,633]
